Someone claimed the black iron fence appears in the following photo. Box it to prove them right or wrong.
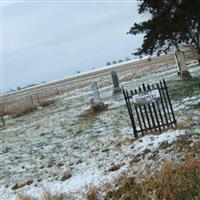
[122,79,176,138]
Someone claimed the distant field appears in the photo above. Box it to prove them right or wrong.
[0,50,196,108]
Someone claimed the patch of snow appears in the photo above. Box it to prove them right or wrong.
[0,186,16,200]
[132,130,186,154]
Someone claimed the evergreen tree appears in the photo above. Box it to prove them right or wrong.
[128,0,200,63]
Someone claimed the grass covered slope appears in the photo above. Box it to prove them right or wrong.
[0,63,200,200]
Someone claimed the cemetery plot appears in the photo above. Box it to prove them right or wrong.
[123,79,176,138]
[0,60,199,200]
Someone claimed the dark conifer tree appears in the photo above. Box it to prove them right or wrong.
[128,0,200,63]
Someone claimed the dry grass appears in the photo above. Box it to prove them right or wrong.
[18,194,37,200]
[4,98,56,118]
[0,106,5,117]
[18,191,65,200]
[175,118,193,129]
[104,157,200,200]
[43,191,53,200]
[85,187,98,200]
[148,157,200,200]
[17,158,200,200]
[0,105,6,126]
[42,191,64,200]
[47,157,55,168]
[7,102,38,118]
[39,99,56,107]
[77,107,105,125]
[115,137,135,148]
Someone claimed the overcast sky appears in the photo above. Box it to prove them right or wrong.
[1,0,145,93]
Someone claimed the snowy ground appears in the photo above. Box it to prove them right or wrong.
[0,62,200,200]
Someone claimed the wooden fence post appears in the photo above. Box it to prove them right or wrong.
[0,105,5,126]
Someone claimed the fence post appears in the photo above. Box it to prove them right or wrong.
[160,80,172,123]
[30,95,34,105]
[1,116,5,126]
[37,94,40,104]
[56,87,60,100]
[0,105,5,126]
[126,90,138,138]
[122,87,138,138]
[163,79,176,126]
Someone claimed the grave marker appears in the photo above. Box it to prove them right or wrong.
[90,82,107,112]
[91,82,102,104]
[111,71,121,94]
[174,48,192,80]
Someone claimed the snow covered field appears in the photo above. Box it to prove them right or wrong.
[0,62,200,200]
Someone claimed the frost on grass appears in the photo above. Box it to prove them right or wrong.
[0,63,200,200]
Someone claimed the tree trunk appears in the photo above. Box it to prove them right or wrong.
[195,32,200,64]
[196,45,200,64]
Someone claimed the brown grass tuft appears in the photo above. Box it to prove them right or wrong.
[39,99,56,107]
[7,102,38,118]
[43,191,54,200]
[17,194,37,200]
[104,157,200,200]
[85,187,98,200]
[43,191,65,200]
[149,157,200,200]
[18,191,65,200]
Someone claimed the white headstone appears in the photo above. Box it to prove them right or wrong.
[174,48,192,80]
[91,82,102,104]
[174,48,187,72]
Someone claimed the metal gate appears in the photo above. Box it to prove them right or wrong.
[122,79,176,138]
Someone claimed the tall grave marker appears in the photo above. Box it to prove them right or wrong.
[91,82,107,112]
[111,71,121,94]
[174,48,192,80]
